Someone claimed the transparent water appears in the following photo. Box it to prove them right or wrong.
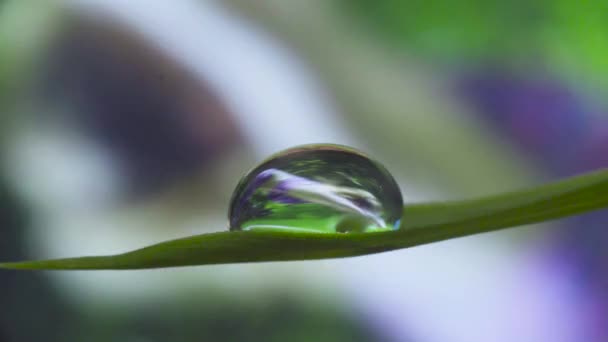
[229,144,403,233]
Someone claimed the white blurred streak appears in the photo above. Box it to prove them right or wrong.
[337,236,585,342]
[5,122,123,213]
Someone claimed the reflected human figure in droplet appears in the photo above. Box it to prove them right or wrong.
[245,168,387,229]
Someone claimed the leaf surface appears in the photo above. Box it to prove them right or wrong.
[2,169,607,270]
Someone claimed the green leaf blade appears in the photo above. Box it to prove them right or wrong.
[2,169,608,270]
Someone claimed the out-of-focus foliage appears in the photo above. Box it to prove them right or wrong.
[0,1,58,128]
[77,297,379,342]
[344,0,608,95]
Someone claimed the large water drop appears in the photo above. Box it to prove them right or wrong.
[229,144,403,233]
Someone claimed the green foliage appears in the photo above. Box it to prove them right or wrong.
[343,0,608,94]
[2,169,608,270]
[344,0,549,60]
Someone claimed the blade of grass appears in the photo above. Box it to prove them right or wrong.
[2,169,608,270]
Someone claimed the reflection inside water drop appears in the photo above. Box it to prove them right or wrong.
[228,144,403,233]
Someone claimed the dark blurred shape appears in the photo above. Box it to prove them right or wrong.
[561,130,608,342]
[77,294,388,342]
[41,13,244,196]
[574,129,608,172]
[0,176,80,342]
[459,67,590,173]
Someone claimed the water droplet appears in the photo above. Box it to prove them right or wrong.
[229,144,403,233]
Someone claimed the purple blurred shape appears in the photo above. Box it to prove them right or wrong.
[459,66,608,341]
[459,68,590,173]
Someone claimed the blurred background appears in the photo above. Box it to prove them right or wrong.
[1,1,607,341]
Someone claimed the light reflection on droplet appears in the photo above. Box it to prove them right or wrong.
[228,144,403,233]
